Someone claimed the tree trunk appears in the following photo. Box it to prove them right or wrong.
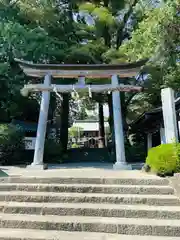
[116,0,139,49]
[59,93,69,153]
[98,102,105,148]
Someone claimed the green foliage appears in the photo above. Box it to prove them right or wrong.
[146,144,180,175]
[77,0,138,50]
[44,139,63,163]
[0,0,80,123]
[117,0,180,123]
[121,1,178,80]
[0,124,25,165]
[120,1,178,61]
[0,0,146,129]
[79,2,96,13]
[79,3,115,26]
[0,0,179,155]
[67,40,106,63]
[69,126,83,139]
[72,143,80,148]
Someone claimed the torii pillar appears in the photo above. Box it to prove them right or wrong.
[111,75,131,169]
[27,74,51,169]
[161,88,178,143]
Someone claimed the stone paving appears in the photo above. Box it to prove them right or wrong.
[1,162,147,178]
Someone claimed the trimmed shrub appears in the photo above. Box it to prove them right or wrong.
[0,124,25,165]
[146,143,180,176]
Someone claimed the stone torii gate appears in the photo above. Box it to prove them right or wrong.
[15,58,147,170]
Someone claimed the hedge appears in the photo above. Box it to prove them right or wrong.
[146,143,180,176]
[0,124,25,165]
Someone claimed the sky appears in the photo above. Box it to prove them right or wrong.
[103,104,109,117]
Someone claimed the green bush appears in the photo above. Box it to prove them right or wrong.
[44,139,63,163]
[0,124,25,165]
[146,143,180,175]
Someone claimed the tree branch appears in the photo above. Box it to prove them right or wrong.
[125,92,137,106]
[116,0,139,49]
[125,71,144,106]
[103,0,109,8]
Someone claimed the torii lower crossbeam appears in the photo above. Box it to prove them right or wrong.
[21,83,143,96]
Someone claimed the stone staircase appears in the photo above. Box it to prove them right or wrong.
[0,176,180,239]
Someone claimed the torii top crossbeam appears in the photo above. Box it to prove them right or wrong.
[15,58,147,79]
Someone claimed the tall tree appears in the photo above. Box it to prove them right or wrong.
[118,0,179,120]
[70,0,147,142]
[0,0,82,152]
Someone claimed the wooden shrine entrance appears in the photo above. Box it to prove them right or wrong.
[15,58,147,169]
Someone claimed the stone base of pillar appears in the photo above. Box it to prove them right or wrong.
[26,163,48,170]
[113,162,132,170]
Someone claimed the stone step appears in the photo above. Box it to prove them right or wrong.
[0,177,169,186]
[1,214,180,236]
[0,191,179,205]
[0,229,180,240]
[0,183,174,195]
[1,202,180,219]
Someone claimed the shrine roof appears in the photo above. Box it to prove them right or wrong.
[15,58,148,78]
[131,97,180,133]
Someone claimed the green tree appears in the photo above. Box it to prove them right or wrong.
[70,0,150,143]
[119,0,179,117]
[1,0,177,155]
[69,126,84,144]
[0,1,74,121]
[0,0,82,152]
